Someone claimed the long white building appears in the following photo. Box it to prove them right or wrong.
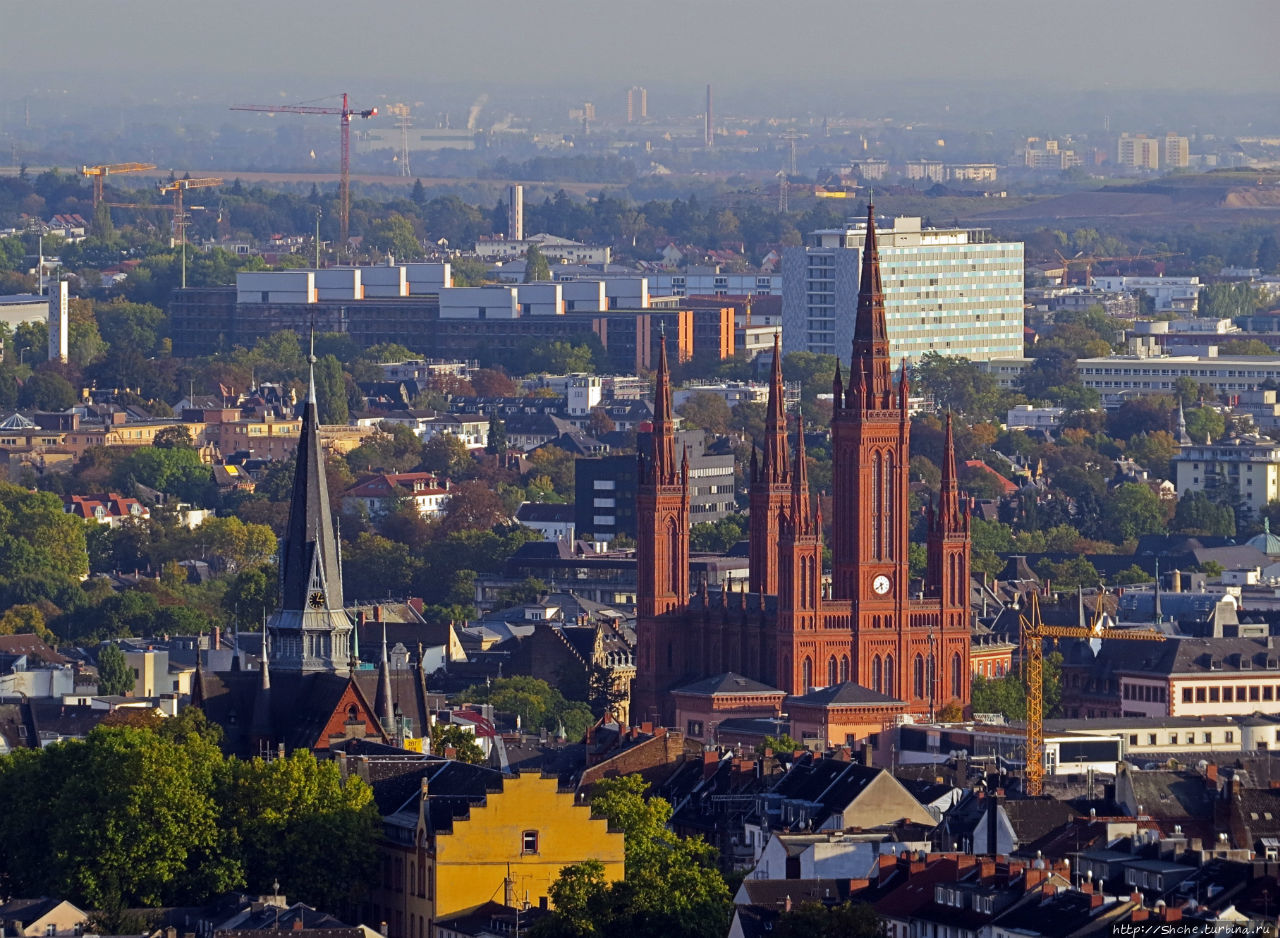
[986,352,1280,407]
[781,214,1023,364]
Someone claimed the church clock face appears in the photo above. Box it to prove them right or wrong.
[872,574,892,596]
[309,590,326,609]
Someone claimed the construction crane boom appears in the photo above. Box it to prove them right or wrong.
[80,162,157,206]
[230,93,377,259]
[1020,590,1164,795]
[1054,250,1183,287]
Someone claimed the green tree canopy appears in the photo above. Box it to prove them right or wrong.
[524,244,551,282]
[534,775,729,938]
[97,643,133,696]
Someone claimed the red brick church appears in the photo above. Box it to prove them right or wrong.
[633,204,973,724]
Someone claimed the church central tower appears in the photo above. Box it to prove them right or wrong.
[830,204,911,610]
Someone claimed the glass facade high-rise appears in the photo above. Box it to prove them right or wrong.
[781,215,1024,366]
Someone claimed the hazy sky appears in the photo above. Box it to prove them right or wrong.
[4,0,1278,99]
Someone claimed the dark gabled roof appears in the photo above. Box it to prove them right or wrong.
[0,634,67,665]
[672,671,784,697]
[0,898,74,925]
[516,502,576,524]
[1001,799,1082,843]
[196,670,384,758]
[370,758,506,833]
[1092,636,1280,678]
[768,756,901,828]
[989,890,1125,937]
[433,901,551,938]
[730,906,780,938]
[789,682,905,708]
[214,901,350,932]
[27,700,109,741]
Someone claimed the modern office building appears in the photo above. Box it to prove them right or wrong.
[574,429,734,543]
[781,214,1023,363]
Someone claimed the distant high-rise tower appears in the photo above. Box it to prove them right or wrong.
[627,86,647,123]
[705,84,714,148]
[47,280,68,363]
[508,184,524,241]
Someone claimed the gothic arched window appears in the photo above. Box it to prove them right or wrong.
[914,655,925,699]
[802,656,813,690]
[871,655,882,692]
[840,655,850,683]
[952,652,963,702]
[827,656,838,687]
[884,655,895,698]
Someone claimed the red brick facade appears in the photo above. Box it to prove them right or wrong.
[633,204,972,724]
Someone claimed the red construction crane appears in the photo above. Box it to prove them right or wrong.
[230,93,377,260]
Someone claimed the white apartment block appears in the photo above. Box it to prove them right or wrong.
[781,215,1024,363]
[1091,275,1201,311]
[1174,434,1280,514]
[650,270,781,297]
[986,353,1280,407]
[1117,134,1160,170]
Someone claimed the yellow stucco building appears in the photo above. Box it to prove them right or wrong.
[363,760,625,938]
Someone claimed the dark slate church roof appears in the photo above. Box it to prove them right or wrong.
[673,672,784,697]
[195,669,385,759]
[789,682,905,708]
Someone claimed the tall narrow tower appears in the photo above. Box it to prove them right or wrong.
[268,339,355,672]
[775,414,824,691]
[632,335,691,721]
[829,203,911,688]
[47,280,68,364]
[705,84,714,148]
[926,413,973,705]
[508,184,524,242]
[748,334,791,595]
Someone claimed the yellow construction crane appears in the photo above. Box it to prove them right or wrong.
[1020,590,1164,795]
[1053,250,1183,287]
[79,162,156,205]
[157,177,222,247]
[157,177,222,288]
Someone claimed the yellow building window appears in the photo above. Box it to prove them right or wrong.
[521,830,539,855]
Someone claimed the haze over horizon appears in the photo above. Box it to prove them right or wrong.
[4,0,1278,102]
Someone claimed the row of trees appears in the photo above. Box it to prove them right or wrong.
[0,711,378,924]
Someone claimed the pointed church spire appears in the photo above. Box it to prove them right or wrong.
[763,333,788,484]
[939,413,961,529]
[652,333,677,483]
[375,622,394,734]
[749,444,759,485]
[1177,399,1192,445]
[269,322,352,672]
[851,201,893,408]
[832,359,844,410]
[791,413,811,535]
